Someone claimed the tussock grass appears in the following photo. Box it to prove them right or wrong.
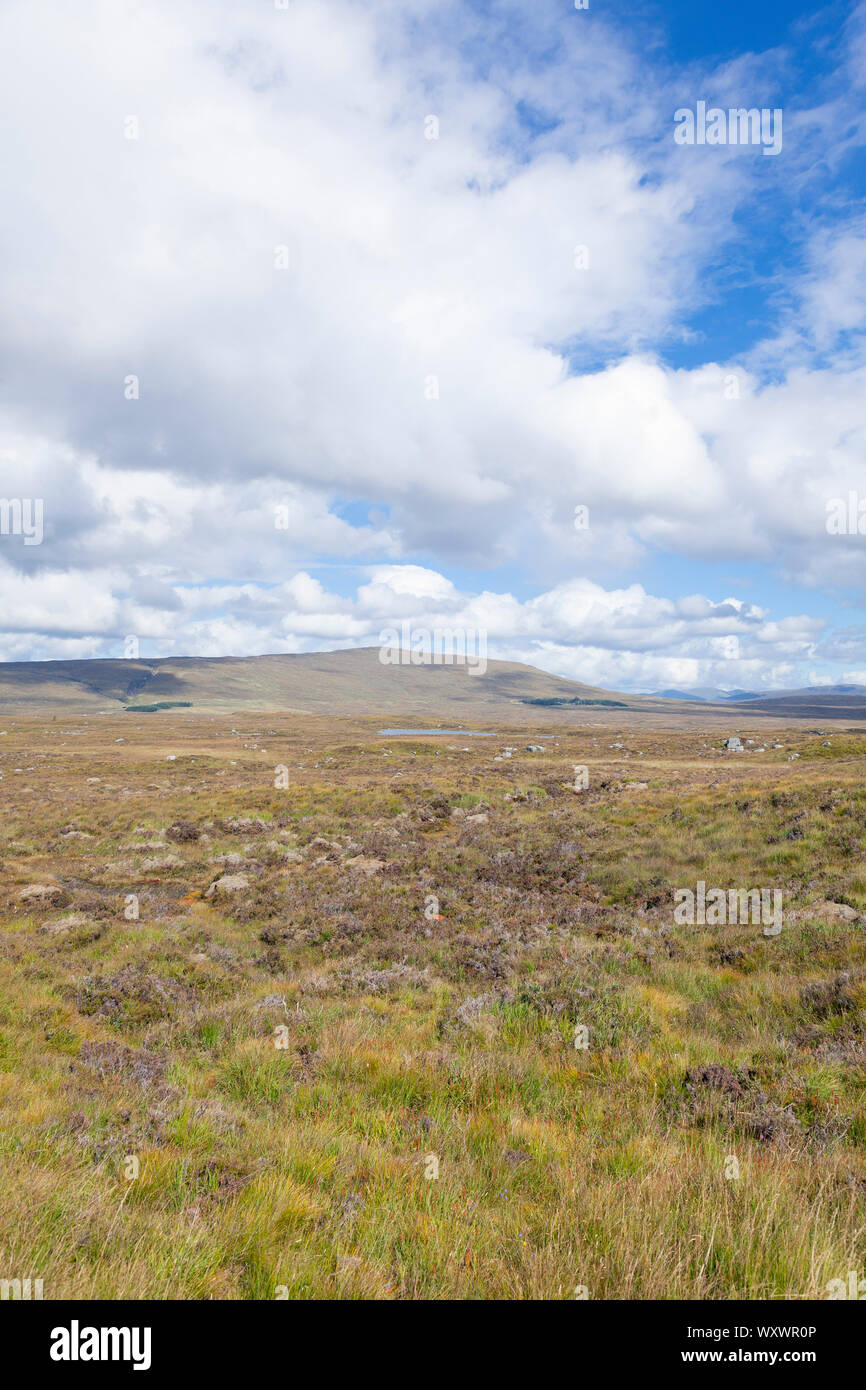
[0,714,864,1298]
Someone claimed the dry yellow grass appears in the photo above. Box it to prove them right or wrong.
[0,711,864,1298]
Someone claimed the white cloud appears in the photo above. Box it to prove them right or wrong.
[0,0,865,683]
[0,559,826,692]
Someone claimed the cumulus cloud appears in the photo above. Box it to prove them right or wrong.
[0,0,864,687]
[0,557,825,693]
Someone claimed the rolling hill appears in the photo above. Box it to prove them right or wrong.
[2,650,866,723]
[0,648,642,718]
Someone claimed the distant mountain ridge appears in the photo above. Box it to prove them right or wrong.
[646,683,866,703]
[644,684,866,719]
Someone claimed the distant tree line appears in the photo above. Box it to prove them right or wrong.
[519,696,628,708]
[124,701,193,712]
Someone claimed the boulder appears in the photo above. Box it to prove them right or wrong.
[819,901,860,923]
[344,855,386,877]
[141,854,184,872]
[204,873,250,899]
[17,883,69,908]
[42,912,88,936]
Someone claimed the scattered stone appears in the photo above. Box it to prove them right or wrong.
[18,883,69,909]
[204,874,250,899]
[224,816,268,832]
[210,852,250,871]
[141,854,184,872]
[819,901,860,923]
[261,841,303,863]
[42,912,88,936]
[344,856,386,877]
[305,837,343,858]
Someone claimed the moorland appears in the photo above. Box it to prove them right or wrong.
[0,695,864,1299]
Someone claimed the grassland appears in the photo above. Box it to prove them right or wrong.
[0,711,864,1299]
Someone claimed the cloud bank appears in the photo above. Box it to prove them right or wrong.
[1,0,864,690]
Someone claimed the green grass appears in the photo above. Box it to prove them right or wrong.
[0,713,864,1298]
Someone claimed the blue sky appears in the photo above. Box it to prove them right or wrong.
[0,0,865,692]
[655,0,832,62]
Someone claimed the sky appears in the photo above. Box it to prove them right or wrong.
[0,0,865,693]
